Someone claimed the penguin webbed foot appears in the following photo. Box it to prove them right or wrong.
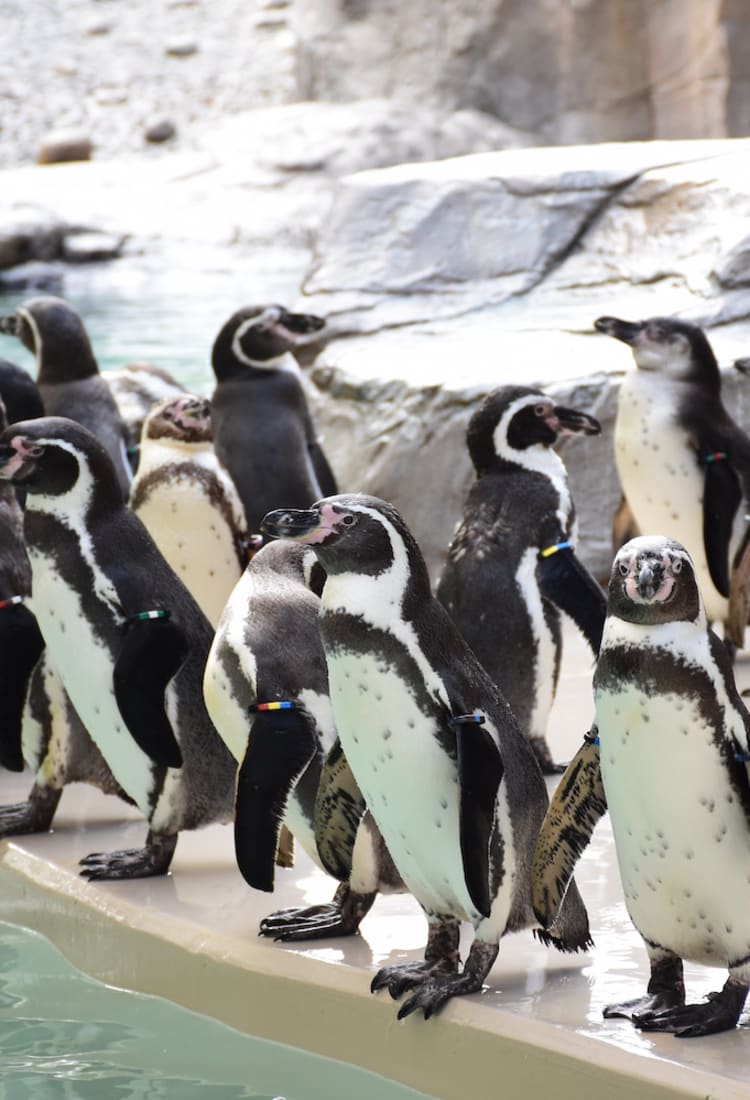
[604,990,683,1022]
[259,883,376,942]
[371,958,458,1001]
[0,786,61,837]
[79,831,177,880]
[632,978,748,1038]
[390,940,500,1021]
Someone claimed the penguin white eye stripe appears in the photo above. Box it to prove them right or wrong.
[16,306,42,356]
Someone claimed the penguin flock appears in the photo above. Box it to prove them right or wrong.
[0,293,749,1035]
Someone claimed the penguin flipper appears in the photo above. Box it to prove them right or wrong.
[701,452,741,598]
[314,737,367,881]
[453,715,505,920]
[0,604,44,772]
[537,546,607,654]
[729,525,750,648]
[531,736,607,930]
[234,705,318,892]
[113,615,187,769]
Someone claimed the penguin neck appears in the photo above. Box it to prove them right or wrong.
[496,444,572,526]
[216,347,301,382]
[601,612,709,659]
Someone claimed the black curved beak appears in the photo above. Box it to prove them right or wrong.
[277,310,326,341]
[734,357,750,375]
[636,559,664,600]
[0,315,19,337]
[553,405,601,436]
[594,316,644,344]
[261,507,321,540]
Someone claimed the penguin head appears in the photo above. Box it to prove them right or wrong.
[142,394,212,446]
[0,296,99,382]
[211,304,326,381]
[262,493,431,591]
[467,386,601,474]
[0,359,44,424]
[608,535,703,625]
[0,416,121,500]
[594,315,719,390]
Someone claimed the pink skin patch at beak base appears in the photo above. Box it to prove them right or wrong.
[0,438,37,480]
[294,502,343,545]
[624,573,676,604]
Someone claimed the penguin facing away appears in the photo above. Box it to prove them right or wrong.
[262,494,591,1019]
[210,304,337,535]
[437,386,606,774]
[203,538,402,939]
[103,361,186,469]
[533,534,750,1036]
[0,296,133,499]
[130,394,249,628]
[595,315,750,646]
[0,416,237,878]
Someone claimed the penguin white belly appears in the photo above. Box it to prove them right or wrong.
[28,551,157,815]
[615,380,726,623]
[135,480,242,628]
[598,686,750,966]
[328,650,479,922]
[515,547,557,739]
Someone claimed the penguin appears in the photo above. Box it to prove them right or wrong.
[436,386,606,774]
[203,538,402,939]
[533,534,750,1036]
[104,361,186,470]
[595,314,750,646]
[0,358,44,425]
[130,394,249,628]
[0,296,133,499]
[262,494,591,1018]
[0,416,237,878]
[210,304,337,534]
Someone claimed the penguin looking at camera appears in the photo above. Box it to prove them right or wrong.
[0,416,237,878]
[262,494,591,1019]
[203,538,403,939]
[210,304,336,535]
[130,394,249,628]
[533,534,750,1036]
[437,386,606,774]
[595,314,750,647]
[0,296,133,499]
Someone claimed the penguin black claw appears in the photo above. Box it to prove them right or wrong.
[78,832,177,880]
[258,884,376,941]
[632,979,748,1037]
[0,787,61,837]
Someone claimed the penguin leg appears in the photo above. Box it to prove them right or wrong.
[604,950,685,1021]
[0,783,61,836]
[78,830,177,880]
[259,881,377,941]
[633,975,749,1038]
[370,916,461,1000]
[396,938,500,1021]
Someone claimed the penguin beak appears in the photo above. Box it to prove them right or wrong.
[0,442,34,482]
[0,315,19,337]
[275,310,326,344]
[594,316,644,344]
[261,506,325,541]
[551,405,601,437]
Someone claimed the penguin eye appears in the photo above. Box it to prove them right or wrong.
[26,444,45,458]
[534,403,547,417]
[618,561,629,577]
[340,513,357,527]
[672,559,682,574]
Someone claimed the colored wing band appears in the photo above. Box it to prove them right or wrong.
[449,712,486,727]
[250,701,296,713]
[735,752,750,763]
[128,610,170,623]
[540,541,573,558]
[0,596,24,610]
[583,732,600,746]
[700,452,728,464]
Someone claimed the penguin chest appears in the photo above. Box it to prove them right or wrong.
[327,648,477,921]
[615,379,724,619]
[597,683,750,966]
[135,478,241,628]
[27,550,158,814]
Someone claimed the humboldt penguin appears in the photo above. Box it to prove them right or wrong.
[210,304,336,534]
[0,416,237,877]
[533,534,750,1036]
[203,538,402,938]
[437,386,605,773]
[0,296,133,498]
[595,314,750,646]
[104,361,186,470]
[262,494,591,1018]
[130,394,249,627]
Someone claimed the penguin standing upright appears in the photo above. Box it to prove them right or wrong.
[437,386,606,773]
[203,538,402,938]
[104,361,186,468]
[130,394,249,628]
[262,494,591,1018]
[210,304,336,534]
[533,534,750,1036]
[0,296,133,499]
[595,315,750,645]
[0,416,237,877]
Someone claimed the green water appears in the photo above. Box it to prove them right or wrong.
[0,922,431,1100]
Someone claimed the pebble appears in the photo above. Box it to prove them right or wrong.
[36,129,94,165]
[144,119,177,144]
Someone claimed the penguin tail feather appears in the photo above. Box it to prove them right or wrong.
[533,927,594,954]
[536,876,593,953]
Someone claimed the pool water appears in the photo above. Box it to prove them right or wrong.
[0,921,432,1100]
